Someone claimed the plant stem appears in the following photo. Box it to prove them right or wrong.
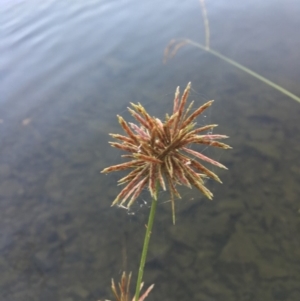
[186,40,300,103]
[134,196,158,301]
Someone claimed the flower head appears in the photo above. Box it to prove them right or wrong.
[102,82,231,223]
[102,272,154,301]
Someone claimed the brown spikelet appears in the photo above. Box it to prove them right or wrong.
[181,100,214,128]
[163,39,189,64]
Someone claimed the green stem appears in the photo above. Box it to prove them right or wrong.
[134,196,158,301]
[185,40,300,104]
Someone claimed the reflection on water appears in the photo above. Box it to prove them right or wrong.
[1,0,300,300]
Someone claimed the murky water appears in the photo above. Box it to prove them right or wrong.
[1,0,300,300]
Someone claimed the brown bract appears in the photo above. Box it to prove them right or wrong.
[101,82,231,223]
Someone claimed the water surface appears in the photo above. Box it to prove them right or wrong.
[1,0,300,300]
